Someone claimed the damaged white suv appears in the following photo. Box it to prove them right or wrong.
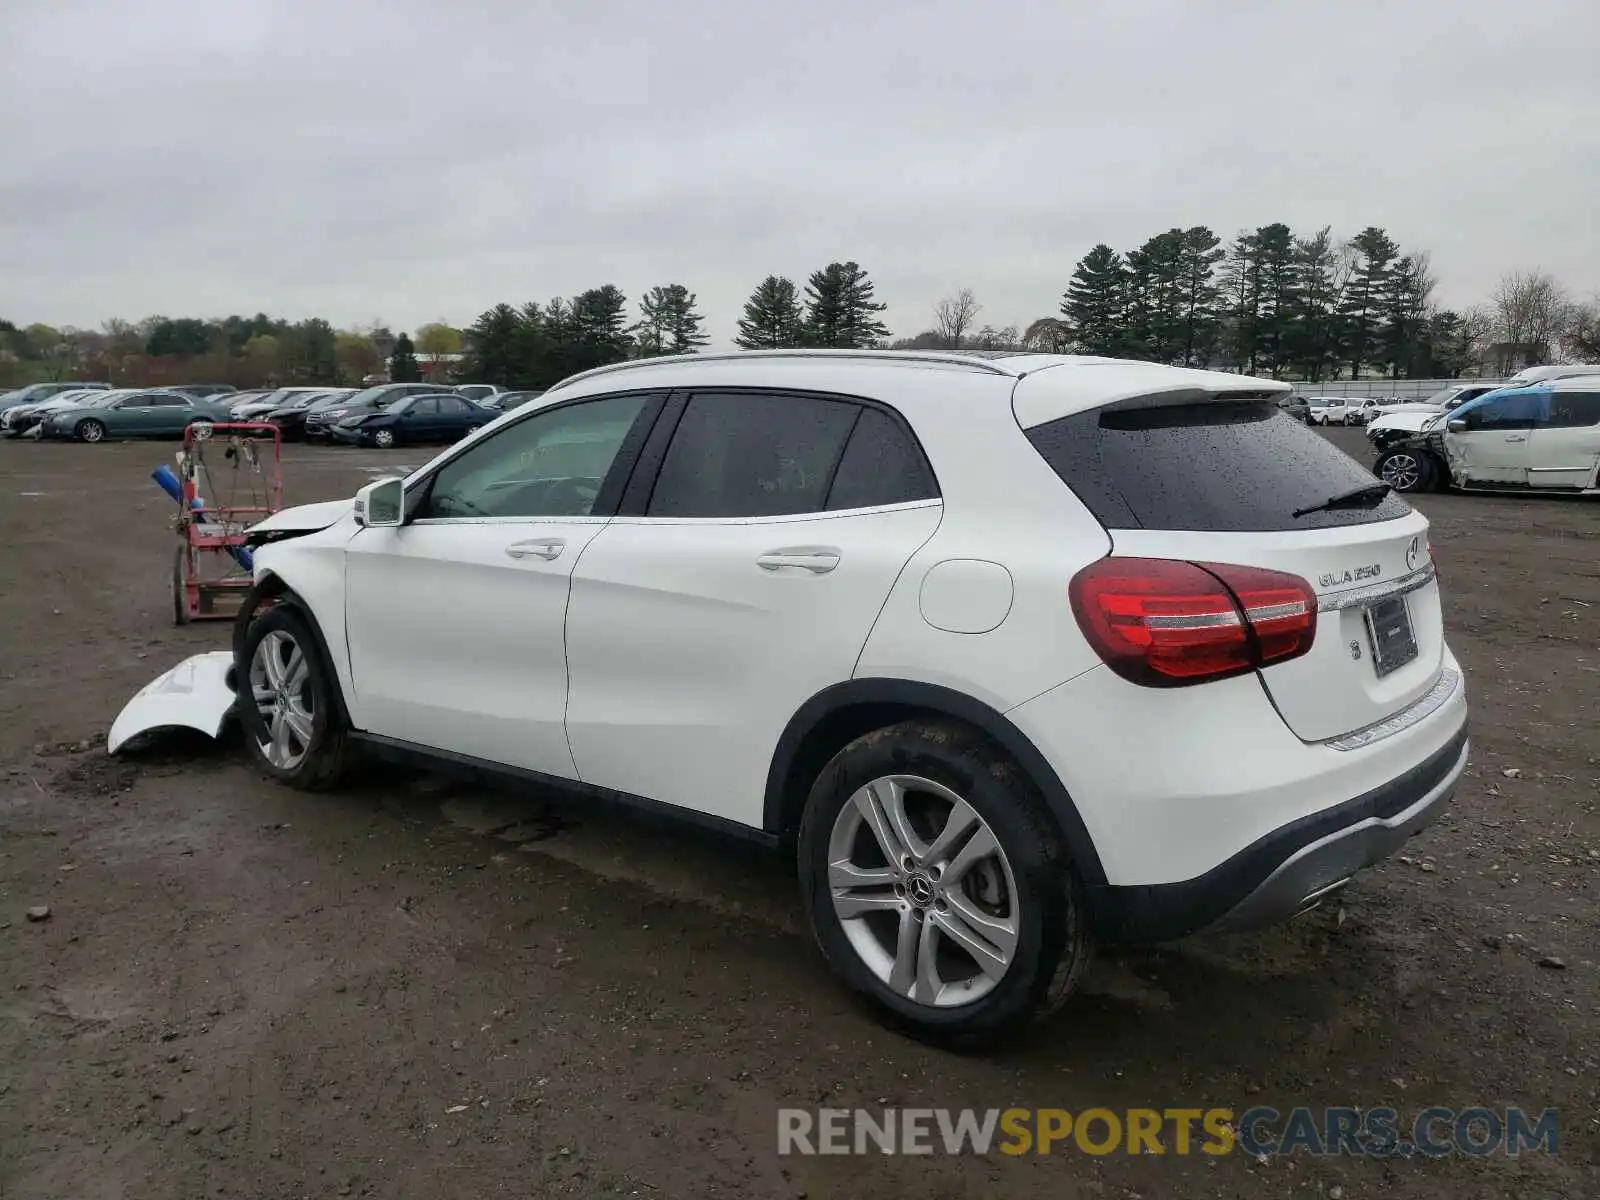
[118,351,1470,1042]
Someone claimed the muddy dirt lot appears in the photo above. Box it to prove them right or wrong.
[1,429,1596,1199]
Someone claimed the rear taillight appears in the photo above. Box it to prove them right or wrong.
[1069,557,1317,687]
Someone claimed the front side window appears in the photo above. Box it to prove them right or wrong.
[417,393,649,520]
[647,392,858,518]
[402,397,439,417]
[1468,390,1547,429]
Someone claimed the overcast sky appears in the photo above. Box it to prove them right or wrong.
[3,0,1597,347]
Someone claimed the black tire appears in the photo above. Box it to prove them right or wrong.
[76,418,107,443]
[372,428,397,449]
[172,546,189,625]
[1374,448,1434,493]
[797,720,1094,1048]
[236,604,353,790]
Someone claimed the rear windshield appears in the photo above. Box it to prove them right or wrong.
[1025,399,1413,532]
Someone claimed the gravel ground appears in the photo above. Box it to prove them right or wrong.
[0,428,1596,1199]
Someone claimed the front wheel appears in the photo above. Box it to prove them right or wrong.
[237,605,353,790]
[372,428,397,449]
[797,721,1094,1046]
[1374,449,1435,493]
[76,419,107,443]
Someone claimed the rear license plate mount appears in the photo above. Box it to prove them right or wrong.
[1364,595,1418,678]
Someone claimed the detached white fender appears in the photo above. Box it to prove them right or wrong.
[107,651,239,754]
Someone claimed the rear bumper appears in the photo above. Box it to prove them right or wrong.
[1090,725,1467,942]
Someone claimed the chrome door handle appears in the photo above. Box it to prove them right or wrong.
[1504,435,1527,443]
[756,547,841,574]
[505,538,565,561]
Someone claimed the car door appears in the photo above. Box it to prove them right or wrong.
[1444,391,1542,484]
[104,392,156,434]
[340,391,664,777]
[433,394,481,440]
[1528,389,1600,489]
[150,394,194,435]
[563,391,944,828]
[395,395,440,441]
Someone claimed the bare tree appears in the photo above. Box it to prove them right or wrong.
[1491,270,1571,372]
[1022,316,1073,352]
[972,324,1020,351]
[1560,296,1600,361]
[932,288,981,349]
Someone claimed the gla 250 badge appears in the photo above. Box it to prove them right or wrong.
[1318,563,1382,589]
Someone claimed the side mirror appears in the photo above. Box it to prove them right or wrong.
[1446,418,1468,433]
[354,476,404,528]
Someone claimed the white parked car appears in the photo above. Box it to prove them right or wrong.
[1365,383,1504,451]
[112,350,1470,1042]
[1373,375,1600,493]
[1304,396,1372,425]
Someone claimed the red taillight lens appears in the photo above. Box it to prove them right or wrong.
[1069,557,1317,687]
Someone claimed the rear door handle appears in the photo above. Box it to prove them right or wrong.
[756,547,841,574]
[505,538,565,561]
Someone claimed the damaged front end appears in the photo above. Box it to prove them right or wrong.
[109,496,355,754]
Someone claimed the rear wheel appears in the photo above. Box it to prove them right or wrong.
[1374,449,1433,493]
[797,720,1093,1047]
[237,605,352,790]
[77,419,106,443]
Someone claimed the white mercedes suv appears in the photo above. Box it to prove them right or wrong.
[228,350,1469,1042]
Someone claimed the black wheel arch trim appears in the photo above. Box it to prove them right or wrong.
[763,678,1108,886]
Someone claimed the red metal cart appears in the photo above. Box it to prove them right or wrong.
[171,421,284,623]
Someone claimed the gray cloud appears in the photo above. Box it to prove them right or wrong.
[3,0,1597,345]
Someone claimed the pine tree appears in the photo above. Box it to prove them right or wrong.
[388,332,422,382]
[463,303,523,385]
[1252,224,1300,378]
[1379,254,1434,378]
[803,262,890,348]
[632,288,672,357]
[570,285,632,370]
[664,284,707,354]
[1219,230,1264,373]
[1060,244,1127,356]
[1341,226,1399,379]
[1175,226,1224,367]
[736,276,804,349]
[1288,227,1343,382]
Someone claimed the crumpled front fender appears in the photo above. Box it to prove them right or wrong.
[107,651,238,754]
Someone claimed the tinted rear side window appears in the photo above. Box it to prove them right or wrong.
[825,408,938,510]
[1549,391,1600,427]
[1025,400,1413,532]
[648,391,858,518]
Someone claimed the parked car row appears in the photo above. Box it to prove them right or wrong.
[0,380,537,446]
[0,387,236,441]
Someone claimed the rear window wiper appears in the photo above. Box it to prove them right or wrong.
[1291,482,1392,519]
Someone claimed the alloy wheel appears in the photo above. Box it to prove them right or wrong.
[827,774,1020,1008]
[80,421,104,443]
[249,630,315,769]
[1379,452,1422,491]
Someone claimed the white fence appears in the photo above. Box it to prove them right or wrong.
[1283,377,1505,401]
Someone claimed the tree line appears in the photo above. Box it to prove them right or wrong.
[459,262,889,389]
[4,241,1594,391]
